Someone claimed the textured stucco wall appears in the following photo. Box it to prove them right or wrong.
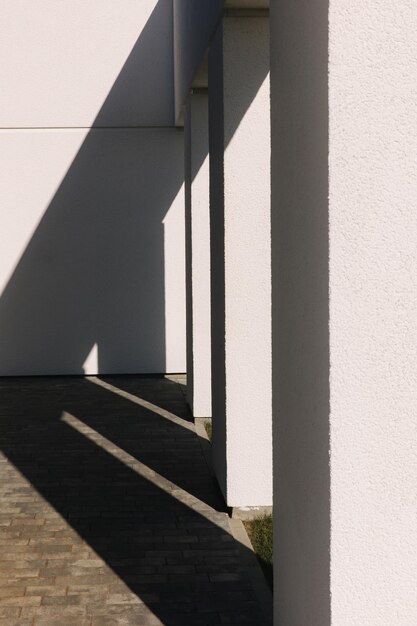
[0,0,186,375]
[329,2,417,623]
[208,25,227,498]
[184,94,212,417]
[210,17,272,506]
[270,1,330,621]
[271,0,417,624]
[0,129,185,375]
[0,0,175,127]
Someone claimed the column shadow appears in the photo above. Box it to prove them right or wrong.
[0,375,269,625]
[0,4,275,623]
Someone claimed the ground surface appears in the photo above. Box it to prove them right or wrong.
[243,516,273,590]
[0,375,268,625]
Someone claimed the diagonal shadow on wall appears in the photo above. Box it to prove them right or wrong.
[0,0,182,376]
[0,2,272,623]
[0,1,270,378]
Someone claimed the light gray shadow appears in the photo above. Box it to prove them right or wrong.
[0,0,182,376]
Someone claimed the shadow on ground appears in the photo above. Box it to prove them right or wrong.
[0,376,269,625]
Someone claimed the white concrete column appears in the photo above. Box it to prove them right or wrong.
[184,91,212,417]
[208,16,272,507]
[271,1,417,624]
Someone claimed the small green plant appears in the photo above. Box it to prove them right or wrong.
[204,419,212,441]
[244,514,273,588]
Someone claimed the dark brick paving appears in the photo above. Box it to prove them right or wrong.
[0,375,268,625]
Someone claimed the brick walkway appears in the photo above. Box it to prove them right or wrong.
[0,375,269,626]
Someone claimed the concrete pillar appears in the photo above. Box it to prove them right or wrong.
[208,15,272,507]
[184,91,212,417]
[271,1,417,624]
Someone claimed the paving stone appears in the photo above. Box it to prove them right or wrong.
[21,605,87,618]
[0,376,269,625]
[0,594,42,606]
[34,619,91,626]
[0,567,40,578]
[0,585,26,598]
[0,607,21,618]
[91,617,162,626]
[25,585,67,597]
[0,620,34,626]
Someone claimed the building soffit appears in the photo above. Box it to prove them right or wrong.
[191,1,269,90]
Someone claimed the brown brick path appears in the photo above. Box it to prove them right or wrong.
[0,375,269,625]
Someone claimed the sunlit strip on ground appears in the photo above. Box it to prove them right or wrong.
[60,412,229,530]
[88,376,194,431]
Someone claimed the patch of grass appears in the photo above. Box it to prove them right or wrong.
[204,420,212,441]
[244,514,273,589]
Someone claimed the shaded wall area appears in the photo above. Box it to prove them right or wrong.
[0,0,186,376]
[270,0,330,624]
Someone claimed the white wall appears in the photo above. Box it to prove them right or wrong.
[0,129,185,376]
[329,2,417,623]
[209,17,272,507]
[173,1,270,124]
[0,0,186,375]
[184,93,212,417]
[271,0,417,624]
[0,0,174,127]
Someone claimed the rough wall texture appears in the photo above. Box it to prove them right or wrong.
[270,0,330,623]
[0,129,185,375]
[184,94,212,417]
[223,17,272,506]
[0,0,175,127]
[329,1,417,623]
[209,24,227,498]
[0,0,186,375]
[271,0,417,624]
[210,17,272,507]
